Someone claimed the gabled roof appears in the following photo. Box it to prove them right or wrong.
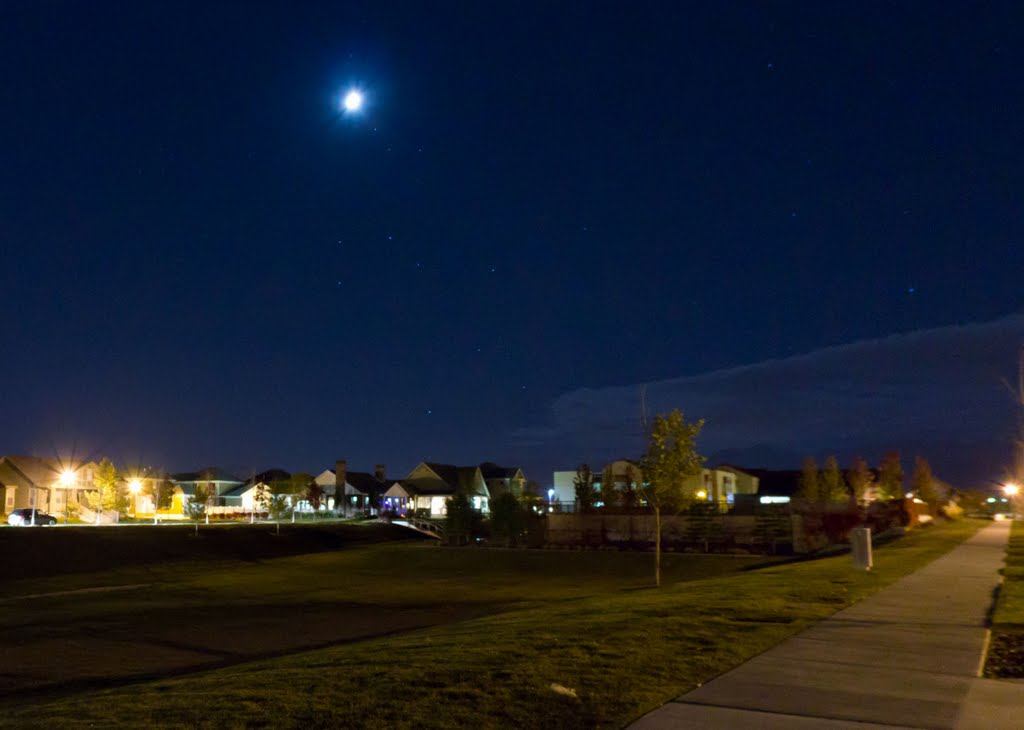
[0,459,32,489]
[479,462,522,480]
[714,464,758,478]
[406,463,486,496]
[456,466,481,492]
[394,479,460,497]
[238,469,291,487]
[220,481,262,498]
[0,455,88,488]
[172,467,244,483]
[421,462,459,487]
[346,471,387,496]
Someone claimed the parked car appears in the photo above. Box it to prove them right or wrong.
[7,509,58,526]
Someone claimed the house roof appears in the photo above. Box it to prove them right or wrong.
[220,482,261,498]
[172,467,244,483]
[346,471,387,496]
[479,462,522,480]
[714,464,758,478]
[240,469,291,487]
[409,463,485,496]
[394,479,461,497]
[0,459,32,489]
[421,462,460,487]
[0,455,82,488]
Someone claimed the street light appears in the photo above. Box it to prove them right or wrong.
[128,478,142,519]
[58,469,76,524]
[1005,484,1020,520]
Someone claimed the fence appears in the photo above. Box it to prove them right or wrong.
[545,513,787,552]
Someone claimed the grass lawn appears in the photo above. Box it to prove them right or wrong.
[0,520,423,584]
[984,519,1024,678]
[0,518,983,728]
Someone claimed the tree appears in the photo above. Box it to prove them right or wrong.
[307,480,325,513]
[639,409,705,587]
[573,464,596,513]
[445,492,474,545]
[268,477,297,522]
[145,478,174,524]
[911,455,939,508]
[185,484,210,524]
[287,473,315,522]
[795,456,820,504]
[267,494,291,521]
[254,482,270,516]
[846,456,873,505]
[820,455,847,504]
[878,451,905,500]
[84,458,125,523]
[599,466,619,509]
[489,492,525,547]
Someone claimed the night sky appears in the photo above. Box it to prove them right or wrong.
[2,2,1022,487]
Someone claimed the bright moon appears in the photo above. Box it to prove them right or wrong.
[343,89,364,112]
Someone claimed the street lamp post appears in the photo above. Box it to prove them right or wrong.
[59,469,76,524]
[1005,483,1020,519]
[128,479,143,519]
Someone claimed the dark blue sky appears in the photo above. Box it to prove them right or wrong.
[2,2,1022,483]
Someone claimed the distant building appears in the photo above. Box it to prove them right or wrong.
[384,462,490,517]
[217,469,291,514]
[316,460,390,516]
[0,455,100,515]
[171,467,245,514]
[551,461,760,512]
[478,462,526,499]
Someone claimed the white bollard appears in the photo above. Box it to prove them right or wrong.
[851,527,873,570]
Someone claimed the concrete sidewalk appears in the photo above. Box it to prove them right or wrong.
[629,520,1022,729]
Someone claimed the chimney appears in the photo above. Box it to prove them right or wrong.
[374,463,386,483]
[335,459,347,495]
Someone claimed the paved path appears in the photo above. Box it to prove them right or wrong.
[629,520,1023,729]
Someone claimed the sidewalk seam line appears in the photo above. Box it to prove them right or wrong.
[669,698,924,728]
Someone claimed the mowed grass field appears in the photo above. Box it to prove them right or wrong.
[0,518,984,728]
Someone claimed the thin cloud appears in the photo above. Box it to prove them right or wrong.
[513,314,1024,488]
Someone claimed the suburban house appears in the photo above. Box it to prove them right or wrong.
[325,460,390,516]
[383,462,490,517]
[550,462,760,512]
[479,463,526,499]
[0,455,100,516]
[171,467,245,514]
[700,465,760,508]
[314,468,337,508]
[119,467,175,517]
[551,459,644,507]
[211,469,291,514]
